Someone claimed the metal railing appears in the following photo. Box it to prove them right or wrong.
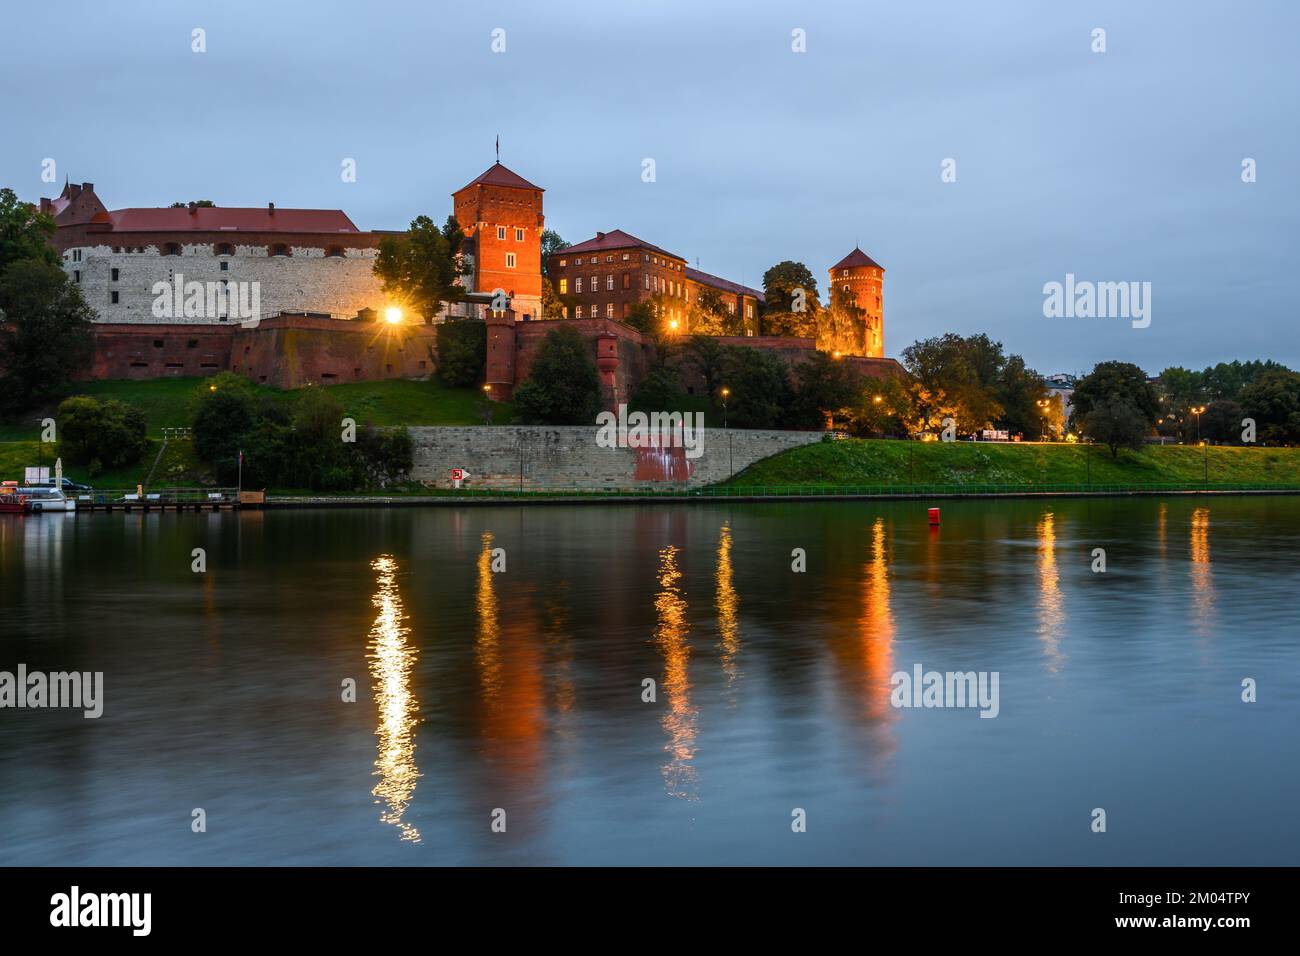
[74,487,241,505]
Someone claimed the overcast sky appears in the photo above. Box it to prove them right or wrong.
[4,0,1296,375]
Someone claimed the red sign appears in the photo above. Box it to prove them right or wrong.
[451,469,464,480]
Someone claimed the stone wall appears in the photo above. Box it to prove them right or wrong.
[407,425,823,490]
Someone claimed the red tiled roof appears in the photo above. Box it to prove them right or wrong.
[456,162,543,193]
[685,266,763,301]
[103,207,361,234]
[561,229,681,261]
[830,247,884,271]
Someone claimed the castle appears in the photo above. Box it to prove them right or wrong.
[38,162,901,394]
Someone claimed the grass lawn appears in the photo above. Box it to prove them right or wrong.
[723,438,1300,488]
[0,376,513,440]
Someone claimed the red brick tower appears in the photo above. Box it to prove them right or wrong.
[452,162,545,321]
[484,305,517,400]
[828,247,885,357]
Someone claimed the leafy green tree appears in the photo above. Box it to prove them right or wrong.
[435,319,486,386]
[540,229,569,279]
[681,335,727,400]
[819,283,865,354]
[512,325,603,424]
[840,375,913,438]
[1082,397,1149,458]
[901,333,1004,434]
[169,200,216,208]
[786,352,859,429]
[0,259,95,407]
[629,366,686,414]
[191,382,257,479]
[1202,360,1290,400]
[689,286,737,335]
[55,396,148,473]
[1201,399,1245,443]
[721,346,793,429]
[1240,369,1300,444]
[0,188,59,270]
[373,215,468,323]
[762,260,820,314]
[1071,361,1159,431]
[996,354,1053,438]
[356,425,414,486]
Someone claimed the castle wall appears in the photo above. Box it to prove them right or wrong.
[406,425,823,490]
[62,241,384,325]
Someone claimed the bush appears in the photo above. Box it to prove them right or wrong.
[721,346,793,429]
[435,319,486,387]
[191,385,257,479]
[55,396,148,469]
[629,365,686,414]
[357,425,415,486]
[513,325,602,424]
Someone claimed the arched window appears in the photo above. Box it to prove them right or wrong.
[215,243,234,257]
[162,242,182,256]
[269,243,290,257]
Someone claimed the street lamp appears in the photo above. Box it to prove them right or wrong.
[1191,405,1206,444]
[1036,398,1050,442]
[720,387,732,475]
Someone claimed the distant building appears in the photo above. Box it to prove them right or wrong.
[547,229,763,332]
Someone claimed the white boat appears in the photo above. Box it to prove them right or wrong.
[15,486,76,513]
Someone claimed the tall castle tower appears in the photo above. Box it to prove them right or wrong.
[452,161,545,321]
[828,247,885,357]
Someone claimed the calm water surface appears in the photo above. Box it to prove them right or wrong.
[1,498,1297,865]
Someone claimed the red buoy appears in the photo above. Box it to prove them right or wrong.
[928,507,941,525]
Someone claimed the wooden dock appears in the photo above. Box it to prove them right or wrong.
[69,488,262,513]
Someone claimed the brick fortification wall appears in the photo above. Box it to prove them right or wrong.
[408,425,824,490]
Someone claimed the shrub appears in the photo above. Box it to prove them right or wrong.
[435,319,486,387]
[512,325,602,424]
[55,395,148,469]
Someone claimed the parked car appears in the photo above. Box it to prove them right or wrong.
[33,477,93,493]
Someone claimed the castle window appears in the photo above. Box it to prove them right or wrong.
[644,274,649,290]
[559,258,567,267]
[606,303,614,318]
[561,307,569,318]
[111,268,119,281]
[497,226,506,240]
[576,277,583,293]
[589,256,596,264]
[727,302,735,313]
[606,275,614,291]
[605,255,613,263]
[74,270,80,283]
[623,302,630,318]
[558,278,567,294]
[515,228,524,241]
[622,253,629,261]
[270,244,290,257]
[220,261,229,271]
[153,340,164,348]
[325,246,345,258]
[110,292,119,304]
[575,306,583,318]
[746,304,754,319]
[163,243,182,256]
[506,253,516,268]
[622,273,630,290]
[216,243,234,256]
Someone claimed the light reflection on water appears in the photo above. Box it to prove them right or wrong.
[1,497,1298,866]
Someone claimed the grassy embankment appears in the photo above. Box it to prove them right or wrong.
[722,438,1300,490]
[0,377,513,488]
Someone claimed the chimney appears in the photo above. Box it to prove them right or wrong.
[268,202,275,214]
[82,183,93,193]
[595,231,605,239]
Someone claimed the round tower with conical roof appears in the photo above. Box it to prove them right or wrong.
[828,247,885,357]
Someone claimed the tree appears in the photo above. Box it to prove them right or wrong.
[819,283,866,354]
[721,346,793,429]
[901,333,1004,434]
[434,319,486,386]
[689,286,739,335]
[512,325,602,424]
[0,188,59,271]
[373,215,468,323]
[681,335,727,400]
[1202,359,1290,401]
[1082,397,1149,458]
[55,396,148,474]
[191,381,257,479]
[0,259,95,407]
[1240,369,1300,444]
[1201,399,1245,443]
[356,425,414,486]
[540,229,569,279]
[996,355,1054,438]
[840,375,913,438]
[1071,361,1159,431]
[629,366,686,414]
[169,200,216,208]
[762,260,820,314]
[786,352,859,429]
